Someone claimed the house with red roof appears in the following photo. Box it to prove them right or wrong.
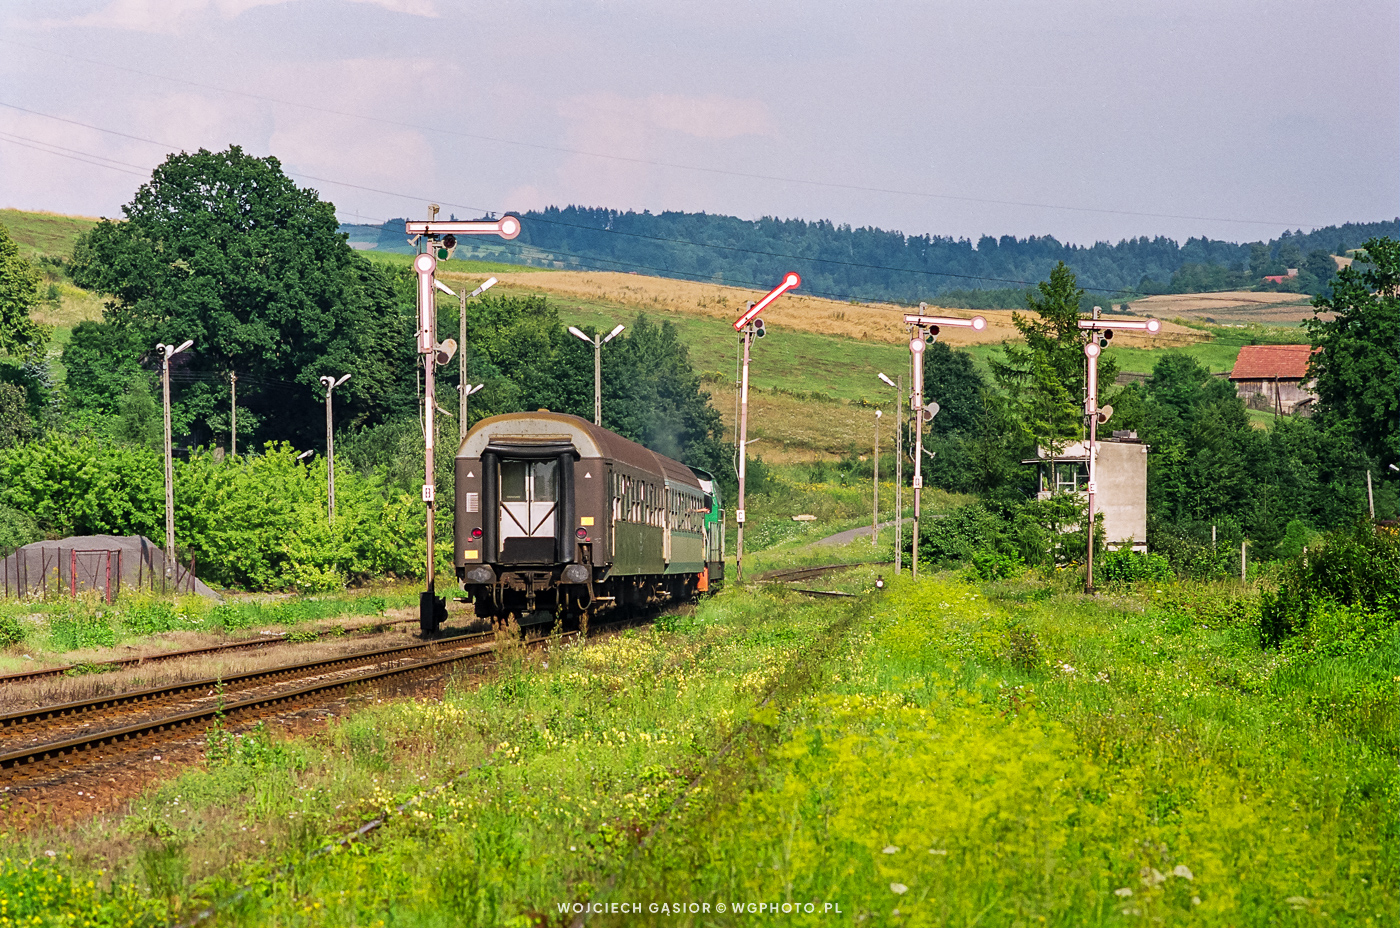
[1228,344,1321,415]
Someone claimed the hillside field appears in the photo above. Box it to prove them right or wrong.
[1,208,1320,455]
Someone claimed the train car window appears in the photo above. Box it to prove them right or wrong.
[501,461,528,501]
[532,460,558,498]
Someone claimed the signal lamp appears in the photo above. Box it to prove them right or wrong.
[471,527,483,539]
[927,325,940,338]
[576,528,589,539]
[754,319,766,338]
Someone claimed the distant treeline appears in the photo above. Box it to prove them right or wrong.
[343,209,1399,305]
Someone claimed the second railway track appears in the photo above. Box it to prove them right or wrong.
[0,617,645,785]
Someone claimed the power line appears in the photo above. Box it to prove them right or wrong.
[0,102,1332,305]
[0,38,1303,228]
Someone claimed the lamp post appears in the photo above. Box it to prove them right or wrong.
[457,277,497,442]
[406,209,522,635]
[732,272,802,584]
[878,372,903,573]
[156,339,193,575]
[902,309,986,578]
[1077,316,1161,592]
[872,409,881,546]
[568,323,625,426]
[319,373,351,523]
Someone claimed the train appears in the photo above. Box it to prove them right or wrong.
[447,411,725,631]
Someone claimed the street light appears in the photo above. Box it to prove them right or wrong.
[878,372,903,574]
[156,339,193,575]
[453,277,497,442]
[568,323,625,426]
[319,373,351,524]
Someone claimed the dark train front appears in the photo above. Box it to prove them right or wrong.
[454,411,724,628]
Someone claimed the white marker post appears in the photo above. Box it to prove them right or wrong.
[1077,316,1161,592]
[733,272,801,584]
[408,212,522,635]
[901,310,986,578]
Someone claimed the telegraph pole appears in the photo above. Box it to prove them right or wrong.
[405,211,520,634]
[731,273,801,584]
[157,339,193,575]
[229,370,237,457]
[320,374,350,523]
[895,374,903,573]
[872,409,881,545]
[903,309,987,579]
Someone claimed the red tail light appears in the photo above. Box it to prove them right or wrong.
[471,527,483,539]
[576,528,589,539]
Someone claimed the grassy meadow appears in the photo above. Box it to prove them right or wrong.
[4,567,1392,926]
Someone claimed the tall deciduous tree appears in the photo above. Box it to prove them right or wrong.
[67,146,412,448]
[1305,236,1399,471]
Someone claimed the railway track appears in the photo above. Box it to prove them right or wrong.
[0,618,422,686]
[754,562,870,584]
[0,618,640,784]
[0,632,496,751]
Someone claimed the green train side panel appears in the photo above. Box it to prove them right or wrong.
[666,532,704,575]
[613,523,665,575]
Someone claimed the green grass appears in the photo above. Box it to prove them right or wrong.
[7,574,1391,925]
[0,208,97,260]
[0,588,412,668]
[359,249,551,276]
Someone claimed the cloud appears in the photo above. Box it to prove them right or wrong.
[562,92,772,140]
[53,0,435,34]
[344,0,439,16]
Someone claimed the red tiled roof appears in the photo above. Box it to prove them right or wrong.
[1228,344,1320,381]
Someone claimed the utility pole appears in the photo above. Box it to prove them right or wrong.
[1077,316,1161,592]
[872,409,881,545]
[880,372,904,573]
[229,370,237,457]
[903,309,987,579]
[457,277,498,443]
[405,210,521,635]
[157,339,193,575]
[320,374,351,523]
[568,323,625,426]
[731,272,801,584]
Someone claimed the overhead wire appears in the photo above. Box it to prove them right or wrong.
[0,38,1303,229]
[0,102,1327,305]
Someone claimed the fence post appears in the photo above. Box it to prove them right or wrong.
[115,549,122,603]
[1240,539,1247,583]
[70,549,77,598]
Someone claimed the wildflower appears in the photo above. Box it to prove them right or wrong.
[1114,888,1133,898]
[889,883,907,895]
[883,846,899,854]
[1172,865,1193,881]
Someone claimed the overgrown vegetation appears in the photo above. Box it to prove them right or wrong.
[8,570,1393,924]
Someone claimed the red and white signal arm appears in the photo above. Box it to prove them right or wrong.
[405,216,522,240]
[734,272,801,331]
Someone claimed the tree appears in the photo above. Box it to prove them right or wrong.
[1305,237,1399,471]
[68,146,412,448]
[0,222,46,357]
[990,262,1116,454]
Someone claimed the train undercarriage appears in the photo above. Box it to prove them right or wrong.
[461,566,701,630]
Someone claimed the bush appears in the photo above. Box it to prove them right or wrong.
[0,614,25,646]
[966,547,1023,581]
[1260,522,1400,647]
[0,436,432,591]
[1098,549,1173,585]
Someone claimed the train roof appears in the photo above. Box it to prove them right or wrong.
[458,411,702,490]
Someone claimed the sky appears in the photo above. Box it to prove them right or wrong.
[0,0,1396,247]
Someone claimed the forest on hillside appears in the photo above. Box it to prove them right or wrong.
[344,208,1399,306]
